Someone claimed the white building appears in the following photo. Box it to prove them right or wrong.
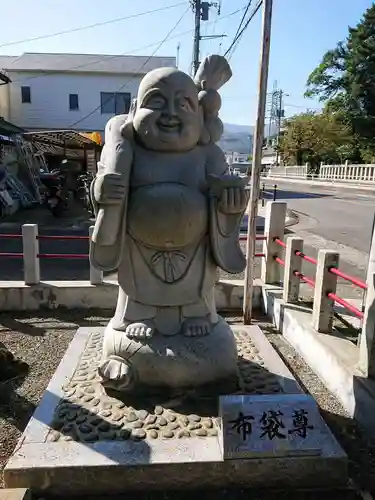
[0,52,176,134]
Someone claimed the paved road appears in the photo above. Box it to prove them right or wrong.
[261,180,375,303]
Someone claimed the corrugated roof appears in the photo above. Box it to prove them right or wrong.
[0,52,176,75]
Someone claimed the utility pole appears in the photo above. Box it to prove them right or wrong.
[243,0,274,324]
[192,0,201,75]
[191,1,222,75]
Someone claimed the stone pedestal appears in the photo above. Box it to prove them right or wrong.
[4,325,347,495]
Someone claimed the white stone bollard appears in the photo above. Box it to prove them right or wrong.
[312,250,339,333]
[261,201,287,284]
[22,224,40,285]
[283,237,304,304]
[89,226,103,285]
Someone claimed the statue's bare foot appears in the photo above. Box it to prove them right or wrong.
[98,355,135,391]
[126,321,154,340]
[183,318,211,337]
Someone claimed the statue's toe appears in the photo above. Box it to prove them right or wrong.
[183,318,210,337]
[126,322,154,339]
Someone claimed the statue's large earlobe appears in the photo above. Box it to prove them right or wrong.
[120,98,137,140]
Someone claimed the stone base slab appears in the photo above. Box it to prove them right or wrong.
[4,325,347,495]
[0,279,261,312]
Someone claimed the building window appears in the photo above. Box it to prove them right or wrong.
[100,92,131,115]
[21,86,31,103]
[69,93,79,110]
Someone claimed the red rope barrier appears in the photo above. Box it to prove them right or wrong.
[329,267,367,290]
[275,256,285,266]
[0,234,22,239]
[293,270,315,288]
[239,235,266,241]
[37,253,88,259]
[37,235,90,241]
[255,253,265,258]
[274,238,286,248]
[327,292,364,319]
[295,250,317,266]
[0,252,23,257]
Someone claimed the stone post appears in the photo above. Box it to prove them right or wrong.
[283,237,304,304]
[89,225,103,285]
[358,272,375,377]
[261,201,287,284]
[22,224,40,285]
[312,250,339,333]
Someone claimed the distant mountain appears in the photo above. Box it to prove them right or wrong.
[218,123,254,154]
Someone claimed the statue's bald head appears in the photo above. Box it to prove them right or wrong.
[133,67,202,153]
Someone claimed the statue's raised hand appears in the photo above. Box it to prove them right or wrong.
[94,172,127,205]
[218,186,248,214]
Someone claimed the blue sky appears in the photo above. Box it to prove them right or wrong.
[0,0,373,126]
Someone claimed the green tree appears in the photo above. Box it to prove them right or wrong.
[305,3,375,158]
[279,111,354,168]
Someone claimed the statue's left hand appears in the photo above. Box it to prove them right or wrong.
[218,186,248,214]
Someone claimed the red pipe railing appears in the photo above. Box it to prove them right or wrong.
[274,236,365,319]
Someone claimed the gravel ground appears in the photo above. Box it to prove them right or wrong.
[0,309,373,500]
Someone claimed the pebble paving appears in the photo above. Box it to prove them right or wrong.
[48,329,282,443]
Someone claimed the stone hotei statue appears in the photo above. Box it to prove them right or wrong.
[90,55,249,392]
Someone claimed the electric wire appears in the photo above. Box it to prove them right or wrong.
[68,5,190,129]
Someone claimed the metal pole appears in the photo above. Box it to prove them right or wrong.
[193,0,201,75]
[243,0,274,324]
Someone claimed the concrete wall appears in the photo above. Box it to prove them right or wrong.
[5,71,143,132]
[0,83,10,121]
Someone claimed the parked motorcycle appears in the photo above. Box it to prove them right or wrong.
[40,171,69,217]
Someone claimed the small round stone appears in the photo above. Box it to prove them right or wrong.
[119,428,131,440]
[132,429,146,440]
[149,429,158,439]
[50,431,60,442]
[158,417,168,427]
[188,423,201,431]
[132,421,144,429]
[116,401,126,409]
[100,410,112,418]
[65,411,78,422]
[203,419,213,429]
[145,415,157,425]
[188,414,201,423]
[81,433,98,442]
[111,412,123,422]
[208,428,218,436]
[162,430,174,439]
[137,409,149,420]
[154,406,164,415]
[169,422,180,430]
[76,415,87,425]
[90,417,102,426]
[179,416,189,426]
[127,411,138,422]
[79,424,92,434]
[82,395,94,403]
[98,422,110,432]
[166,413,177,422]
[101,402,112,410]
[195,428,208,437]
[91,398,100,407]
[177,429,190,438]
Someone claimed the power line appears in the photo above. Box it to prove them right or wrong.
[224,0,262,59]
[0,2,186,49]
[3,4,246,86]
[229,0,253,54]
[69,5,191,129]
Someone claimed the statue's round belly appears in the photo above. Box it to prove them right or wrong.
[128,184,208,249]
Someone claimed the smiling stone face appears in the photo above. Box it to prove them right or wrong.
[132,68,202,152]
